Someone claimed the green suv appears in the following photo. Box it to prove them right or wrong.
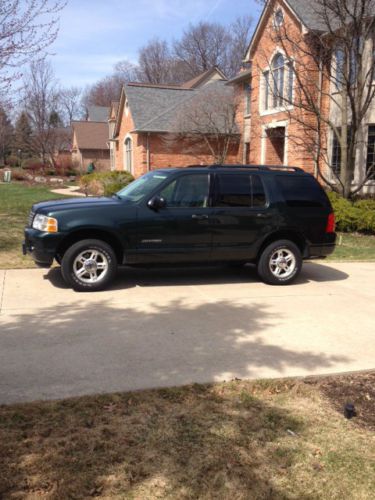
[23,165,336,291]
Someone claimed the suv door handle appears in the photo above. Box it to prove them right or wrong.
[192,214,209,220]
[256,213,269,218]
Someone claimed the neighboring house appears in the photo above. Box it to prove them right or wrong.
[230,0,375,192]
[110,67,241,177]
[71,121,110,172]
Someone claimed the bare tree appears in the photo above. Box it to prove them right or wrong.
[60,86,84,124]
[114,59,140,82]
[257,0,375,198]
[173,22,231,78]
[0,0,66,98]
[23,59,62,164]
[226,16,254,78]
[138,38,176,84]
[167,83,240,163]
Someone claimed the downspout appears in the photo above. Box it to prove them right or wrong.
[146,133,151,171]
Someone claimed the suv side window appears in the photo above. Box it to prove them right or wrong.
[276,175,330,208]
[214,174,266,208]
[159,174,209,208]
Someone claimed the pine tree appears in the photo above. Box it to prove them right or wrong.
[13,111,33,159]
[0,107,14,165]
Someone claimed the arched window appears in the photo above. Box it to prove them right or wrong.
[124,137,132,172]
[263,53,293,111]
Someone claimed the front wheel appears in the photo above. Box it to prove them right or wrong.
[257,240,302,285]
[61,239,117,292]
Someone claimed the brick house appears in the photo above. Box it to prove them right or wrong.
[229,0,375,192]
[109,68,241,177]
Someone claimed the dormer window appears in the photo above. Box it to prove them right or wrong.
[274,9,284,28]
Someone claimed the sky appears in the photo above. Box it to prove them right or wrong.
[50,0,261,88]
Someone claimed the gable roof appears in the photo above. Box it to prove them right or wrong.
[125,80,237,134]
[286,0,328,31]
[72,121,109,150]
[181,67,227,89]
[124,84,194,133]
[113,68,230,137]
[245,0,329,60]
[87,105,110,122]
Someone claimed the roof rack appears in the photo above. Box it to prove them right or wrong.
[185,164,304,172]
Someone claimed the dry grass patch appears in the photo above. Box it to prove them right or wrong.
[1,375,375,499]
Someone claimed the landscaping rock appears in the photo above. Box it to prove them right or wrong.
[49,177,64,184]
[34,176,47,183]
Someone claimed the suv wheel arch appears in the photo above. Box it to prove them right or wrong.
[257,230,306,262]
[56,229,124,265]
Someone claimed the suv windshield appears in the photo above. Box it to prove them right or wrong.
[116,171,170,202]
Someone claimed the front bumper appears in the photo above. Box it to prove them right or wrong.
[23,228,64,268]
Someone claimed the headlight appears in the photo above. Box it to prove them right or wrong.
[32,214,58,233]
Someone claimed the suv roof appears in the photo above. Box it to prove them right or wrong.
[161,164,308,175]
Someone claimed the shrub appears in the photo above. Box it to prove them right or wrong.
[80,171,134,196]
[327,191,375,234]
[21,157,46,173]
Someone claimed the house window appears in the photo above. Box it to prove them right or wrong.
[274,9,284,28]
[124,137,132,173]
[263,53,293,111]
[244,82,251,115]
[331,127,352,176]
[366,125,375,179]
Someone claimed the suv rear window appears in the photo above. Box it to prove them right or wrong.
[215,174,266,208]
[276,175,329,208]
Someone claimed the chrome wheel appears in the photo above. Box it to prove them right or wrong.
[73,249,109,284]
[269,248,296,279]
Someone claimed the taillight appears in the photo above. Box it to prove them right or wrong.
[326,212,335,233]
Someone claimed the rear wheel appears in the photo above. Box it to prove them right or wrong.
[257,239,302,285]
[61,239,117,291]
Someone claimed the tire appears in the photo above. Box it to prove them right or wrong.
[257,239,302,286]
[61,239,117,292]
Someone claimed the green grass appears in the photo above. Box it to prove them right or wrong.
[0,183,66,269]
[328,232,375,261]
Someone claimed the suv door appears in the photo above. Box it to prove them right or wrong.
[135,172,214,263]
[211,173,271,261]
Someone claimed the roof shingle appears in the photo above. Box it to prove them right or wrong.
[72,121,109,150]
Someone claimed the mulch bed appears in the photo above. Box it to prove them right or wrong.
[315,371,375,431]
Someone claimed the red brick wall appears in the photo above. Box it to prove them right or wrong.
[246,0,324,175]
[116,106,241,178]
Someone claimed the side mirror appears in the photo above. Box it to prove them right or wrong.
[147,196,166,211]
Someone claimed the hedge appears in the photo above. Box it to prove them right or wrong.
[80,171,134,196]
[327,191,375,234]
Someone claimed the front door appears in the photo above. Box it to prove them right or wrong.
[135,172,213,263]
[210,172,271,261]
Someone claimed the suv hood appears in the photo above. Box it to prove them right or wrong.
[32,196,122,214]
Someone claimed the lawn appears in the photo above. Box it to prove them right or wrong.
[1,183,375,269]
[0,373,374,499]
[327,232,375,261]
[0,183,67,269]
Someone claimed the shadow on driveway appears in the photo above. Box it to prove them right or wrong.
[45,261,349,291]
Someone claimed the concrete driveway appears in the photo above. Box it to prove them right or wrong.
[0,261,374,404]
